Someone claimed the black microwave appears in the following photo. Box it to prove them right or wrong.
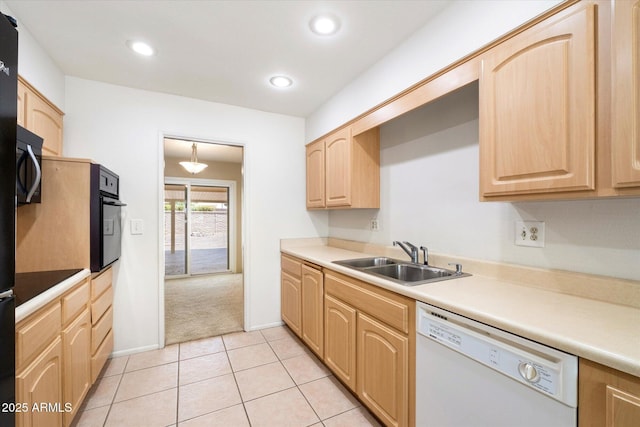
[16,125,43,205]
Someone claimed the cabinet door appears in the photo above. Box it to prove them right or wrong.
[16,337,63,427]
[26,92,64,157]
[357,313,408,427]
[611,0,640,187]
[306,139,325,208]
[480,3,595,197]
[325,127,352,207]
[281,271,302,337]
[324,295,356,391]
[301,265,324,358]
[62,309,91,427]
[17,79,27,127]
[579,358,640,427]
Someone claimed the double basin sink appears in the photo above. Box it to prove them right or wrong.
[333,257,470,286]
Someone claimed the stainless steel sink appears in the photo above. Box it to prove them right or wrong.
[368,264,452,281]
[334,257,398,268]
[333,257,470,286]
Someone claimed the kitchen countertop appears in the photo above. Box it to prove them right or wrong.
[15,268,91,323]
[281,238,640,378]
[15,268,85,306]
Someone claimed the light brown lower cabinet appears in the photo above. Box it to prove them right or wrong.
[324,270,414,427]
[281,255,303,337]
[324,294,357,390]
[286,257,640,427]
[280,255,324,358]
[62,309,91,426]
[579,358,640,427]
[301,264,324,358]
[90,268,114,382]
[15,274,97,427]
[16,337,63,427]
[357,312,408,427]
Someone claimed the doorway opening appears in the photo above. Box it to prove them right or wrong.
[162,137,244,345]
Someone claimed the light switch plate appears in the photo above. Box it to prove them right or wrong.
[515,220,545,248]
[130,219,144,235]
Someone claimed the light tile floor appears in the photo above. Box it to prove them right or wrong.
[72,326,382,427]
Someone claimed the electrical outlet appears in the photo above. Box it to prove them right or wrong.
[370,218,380,231]
[515,220,545,248]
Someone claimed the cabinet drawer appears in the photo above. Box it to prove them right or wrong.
[281,255,302,278]
[325,270,411,334]
[91,329,113,383]
[91,286,113,325]
[91,267,112,301]
[16,302,62,371]
[91,307,113,354]
[62,279,90,326]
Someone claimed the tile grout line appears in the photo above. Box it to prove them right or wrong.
[175,344,181,426]
[102,355,130,427]
[99,364,180,407]
[263,329,325,425]
[225,333,253,426]
[267,327,372,425]
[86,327,373,426]
[169,336,246,425]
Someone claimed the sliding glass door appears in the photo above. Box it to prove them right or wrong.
[164,181,231,277]
[164,184,188,276]
[190,185,229,274]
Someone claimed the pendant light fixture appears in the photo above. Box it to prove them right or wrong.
[180,143,208,174]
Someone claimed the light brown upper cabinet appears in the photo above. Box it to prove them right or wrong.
[611,0,640,188]
[479,2,596,198]
[306,126,380,209]
[306,139,326,208]
[18,76,65,157]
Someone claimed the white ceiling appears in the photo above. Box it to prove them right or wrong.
[5,0,449,117]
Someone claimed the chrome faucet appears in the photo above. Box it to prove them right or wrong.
[393,241,419,264]
[420,246,429,266]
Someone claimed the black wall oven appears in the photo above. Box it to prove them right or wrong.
[90,164,125,272]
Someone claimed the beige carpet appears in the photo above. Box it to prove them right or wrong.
[165,273,243,345]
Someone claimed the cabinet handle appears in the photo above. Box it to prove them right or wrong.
[25,144,41,203]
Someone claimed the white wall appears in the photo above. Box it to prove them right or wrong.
[63,77,320,354]
[306,0,562,141]
[328,83,640,281]
[0,1,65,109]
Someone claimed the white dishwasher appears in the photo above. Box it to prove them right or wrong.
[416,302,578,427]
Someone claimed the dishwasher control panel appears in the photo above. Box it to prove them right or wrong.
[418,302,578,407]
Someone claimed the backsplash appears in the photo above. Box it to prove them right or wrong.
[322,238,640,310]
[327,84,640,282]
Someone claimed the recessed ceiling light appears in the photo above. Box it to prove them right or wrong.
[309,14,340,36]
[269,75,293,88]
[127,40,155,56]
